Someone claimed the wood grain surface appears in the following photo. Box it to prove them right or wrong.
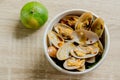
[0,0,119,80]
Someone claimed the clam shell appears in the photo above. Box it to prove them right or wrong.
[70,46,86,57]
[56,42,76,60]
[54,23,73,40]
[60,15,79,28]
[70,45,99,59]
[72,29,99,45]
[47,31,64,48]
[63,57,85,70]
[91,18,104,38]
[75,12,93,30]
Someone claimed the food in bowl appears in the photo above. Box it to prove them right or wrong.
[46,12,105,72]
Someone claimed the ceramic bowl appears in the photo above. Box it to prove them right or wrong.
[43,9,110,74]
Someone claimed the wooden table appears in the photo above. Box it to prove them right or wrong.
[0,0,119,80]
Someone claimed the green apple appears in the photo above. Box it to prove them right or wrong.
[20,1,48,29]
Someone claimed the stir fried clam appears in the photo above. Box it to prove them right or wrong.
[91,18,104,38]
[70,44,99,59]
[60,15,79,29]
[75,12,93,30]
[72,29,99,45]
[47,31,64,48]
[47,12,105,72]
[63,57,85,70]
[56,42,76,60]
[54,23,73,40]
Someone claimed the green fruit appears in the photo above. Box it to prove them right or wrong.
[20,1,48,29]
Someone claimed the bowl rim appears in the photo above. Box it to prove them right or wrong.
[43,9,110,75]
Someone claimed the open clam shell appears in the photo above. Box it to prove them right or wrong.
[56,42,76,60]
[47,31,64,48]
[54,23,73,40]
[72,29,99,45]
[63,57,85,70]
[75,12,93,30]
[60,15,79,28]
[91,18,104,38]
[70,46,86,57]
[70,45,99,59]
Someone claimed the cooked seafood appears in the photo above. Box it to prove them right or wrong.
[54,23,73,40]
[56,42,76,60]
[75,12,93,30]
[91,18,104,38]
[60,15,79,28]
[47,12,105,72]
[70,45,99,59]
[63,57,85,70]
[72,29,99,45]
[48,31,64,48]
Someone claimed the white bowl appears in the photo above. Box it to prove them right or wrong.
[43,9,110,75]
